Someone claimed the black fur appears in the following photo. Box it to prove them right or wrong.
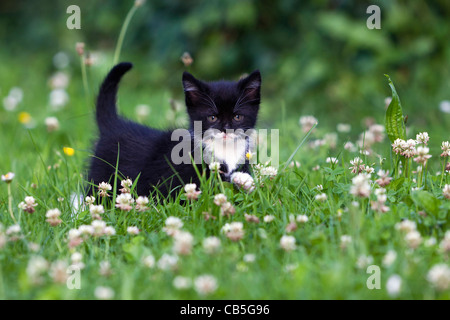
[87,62,261,197]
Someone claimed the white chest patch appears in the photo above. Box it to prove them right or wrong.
[201,132,247,176]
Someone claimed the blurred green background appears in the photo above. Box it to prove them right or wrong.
[0,0,449,171]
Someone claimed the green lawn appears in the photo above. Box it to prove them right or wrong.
[0,50,449,300]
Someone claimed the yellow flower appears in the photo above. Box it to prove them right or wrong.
[18,112,32,124]
[63,147,75,156]
[246,152,254,160]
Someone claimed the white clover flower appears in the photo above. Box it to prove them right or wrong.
[395,220,417,233]
[184,183,197,194]
[299,115,318,133]
[213,193,228,206]
[78,225,94,236]
[231,172,255,192]
[392,138,405,155]
[85,196,95,205]
[382,250,397,267]
[222,222,244,241]
[263,215,275,223]
[115,193,134,211]
[49,260,68,284]
[103,226,115,236]
[26,256,49,284]
[337,123,351,133]
[173,276,192,290]
[184,183,201,200]
[401,139,417,158]
[46,208,62,226]
[18,196,38,214]
[368,124,385,143]
[288,161,301,168]
[135,196,149,212]
[350,173,371,198]
[163,216,183,236]
[98,182,112,197]
[142,255,155,268]
[280,235,296,251]
[49,72,69,89]
[68,228,81,240]
[416,132,429,145]
[135,104,151,120]
[440,100,450,114]
[49,89,69,110]
[443,185,450,200]
[326,157,339,165]
[90,220,106,237]
[89,204,104,216]
[376,170,392,187]
[202,236,221,254]
[315,193,327,202]
[94,286,115,300]
[259,165,278,177]
[413,146,432,165]
[99,261,113,277]
[364,165,375,174]
[438,231,450,253]
[441,141,450,157]
[324,132,338,148]
[296,214,309,223]
[425,237,437,247]
[127,226,140,235]
[173,231,194,255]
[71,252,82,263]
[386,275,402,297]
[243,253,256,263]
[120,178,133,193]
[3,95,20,111]
[404,230,422,249]
[356,255,374,269]
[53,51,70,69]
[340,235,352,249]
[194,275,218,296]
[45,117,59,132]
[209,162,221,172]
[344,141,357,152]
[157,253,179,271]
[427,264,450,291]
[349,157,364,174]
[244,213,260,224]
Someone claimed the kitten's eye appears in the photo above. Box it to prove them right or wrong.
[233,114,244,121]
[207,115,218,123]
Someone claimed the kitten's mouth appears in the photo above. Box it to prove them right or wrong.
[214,132,239,141]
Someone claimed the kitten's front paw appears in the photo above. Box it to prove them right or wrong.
[230,172,255,193]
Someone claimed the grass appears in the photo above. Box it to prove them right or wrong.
[0,8,449,300]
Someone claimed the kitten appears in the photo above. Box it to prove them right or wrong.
[87,62,261,197]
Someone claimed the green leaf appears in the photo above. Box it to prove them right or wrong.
[384,75,406,143]
[387,177,405,191]
[410,190,440,216]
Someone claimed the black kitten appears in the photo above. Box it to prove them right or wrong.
[87,62,261,197]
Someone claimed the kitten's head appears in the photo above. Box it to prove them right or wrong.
[182,70,261,132]
[182,71,261,176]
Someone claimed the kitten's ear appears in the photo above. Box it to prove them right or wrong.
[182,72,206,107]
[238,70,261,104]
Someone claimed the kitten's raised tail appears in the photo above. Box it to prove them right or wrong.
[96,62,133,134]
